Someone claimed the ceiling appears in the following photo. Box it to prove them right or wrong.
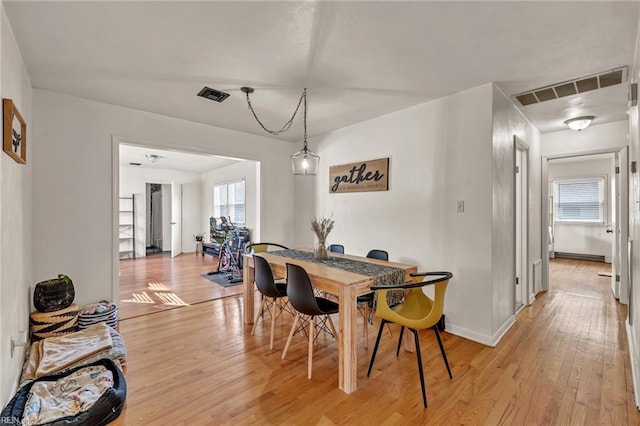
[119,144,240,173]
[4,1,639,143]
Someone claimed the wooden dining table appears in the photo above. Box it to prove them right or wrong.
[242,249,417,394]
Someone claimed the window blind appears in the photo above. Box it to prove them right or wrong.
[553,177,604,223]
[213,179,245,225]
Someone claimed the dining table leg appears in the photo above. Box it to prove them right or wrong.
[338,284,358,394]
[243,260,255,325]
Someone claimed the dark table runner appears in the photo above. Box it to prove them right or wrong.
[269,249,405,309]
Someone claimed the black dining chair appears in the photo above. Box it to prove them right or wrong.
[328,244,344,254]
[251,255,291,350]
[358,249,389,348]
[282,262,339,379]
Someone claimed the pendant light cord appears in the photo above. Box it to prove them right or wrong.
[244,88,307,137]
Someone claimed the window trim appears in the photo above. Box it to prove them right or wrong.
[552,175,606,225]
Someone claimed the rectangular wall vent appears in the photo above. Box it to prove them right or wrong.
[514,66,628,106]
[197,87,230,103]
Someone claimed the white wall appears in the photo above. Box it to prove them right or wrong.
[201,160,258,242]
[296,83,500,343]
[0,5,33,405]
[119,165,201,256]
[491,85,542,336]
[32,90,295,310]
[294,83,541,346]
[548,157,614,261]
[626,21,640,409]
[541,121,628,157]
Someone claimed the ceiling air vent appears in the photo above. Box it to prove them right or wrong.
[513,66,628,107]
[197,87,230,103]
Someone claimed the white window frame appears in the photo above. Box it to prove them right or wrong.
[553,176,606,224]
[213,179,246,226]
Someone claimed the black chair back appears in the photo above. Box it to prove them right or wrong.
[328,244,344,254]
[254,255,281,299]
[286,263,323,316]
[366,249,388,261]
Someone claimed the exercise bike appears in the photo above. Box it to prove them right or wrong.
[213,218,246,283]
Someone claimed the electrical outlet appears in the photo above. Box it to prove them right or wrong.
[10,331,27,358]
[456,200,464,213]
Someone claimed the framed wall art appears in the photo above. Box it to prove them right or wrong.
[3,98,26,164]
[329,157,389,193]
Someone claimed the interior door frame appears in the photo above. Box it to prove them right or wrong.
[514,136,529,312]
[541,146,629,295]
[618,147,630,304]
[170,181,182,258]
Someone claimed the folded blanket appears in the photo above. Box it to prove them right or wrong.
[24,323,113,380]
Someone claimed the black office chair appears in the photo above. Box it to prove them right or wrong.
[328,244,344,254]
[251,255,291,349]
[282,263,339,379]
[358,249,389,348]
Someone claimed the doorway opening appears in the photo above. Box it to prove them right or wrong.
[112,138,261,314]
[146,183,169,255]
[542,148,628,303]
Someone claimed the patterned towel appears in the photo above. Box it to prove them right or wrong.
[22,364,114,425]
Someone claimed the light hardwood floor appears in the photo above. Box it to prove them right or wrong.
[111,258,640,425]
[118,252,243,320]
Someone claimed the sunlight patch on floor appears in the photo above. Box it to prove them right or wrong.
[122,291,155,304]
[148,282,170,291]
[155,292,189,306]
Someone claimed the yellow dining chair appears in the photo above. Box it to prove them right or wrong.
[367,271,453,408]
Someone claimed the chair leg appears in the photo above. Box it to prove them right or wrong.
[411,329,427,408]
[433,326,452,379]
[363,308,369,349]
[396,326,405,356]
[326,314,338,339]
[251,298,267,335]
[367,319,387,377]
[269,298,277,350]
[282,313,299,360]
[308,316,315,379]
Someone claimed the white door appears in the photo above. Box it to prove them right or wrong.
[617,148,630,304]
[171,182,182,258]
[612,154,620,298]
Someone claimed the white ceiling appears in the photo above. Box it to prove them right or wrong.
[120,144,240,173]
[4,1,639,144]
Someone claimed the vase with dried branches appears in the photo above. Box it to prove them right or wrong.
[311,215,334,260]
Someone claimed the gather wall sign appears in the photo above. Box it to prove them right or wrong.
[329,157,389,193]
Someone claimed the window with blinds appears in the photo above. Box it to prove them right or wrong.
[213,179,245,225]
[553,177,605,223]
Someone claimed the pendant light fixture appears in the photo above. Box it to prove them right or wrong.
[241,87,319,175]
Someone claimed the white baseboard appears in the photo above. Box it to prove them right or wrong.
[529,292,536,305]
[446,315,516,347]
[626,320,640,409]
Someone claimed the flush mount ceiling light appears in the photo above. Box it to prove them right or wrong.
[564,115,595,131]
[241,86,319,175]
[145,154,163,163]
